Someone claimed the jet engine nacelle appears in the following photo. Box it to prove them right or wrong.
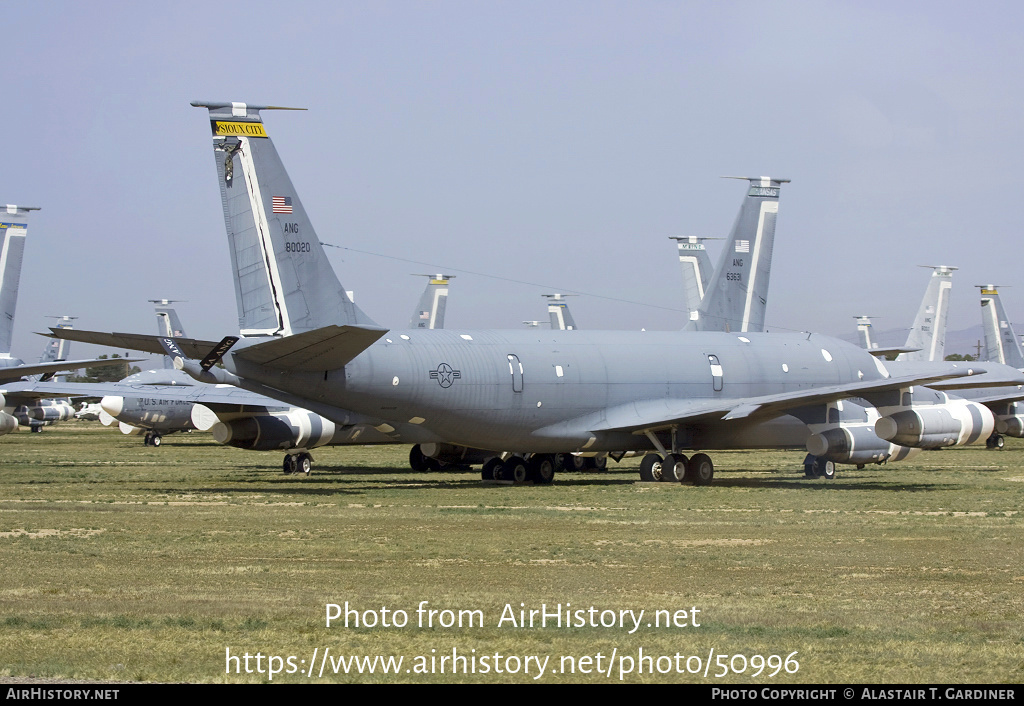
[875,397,994,449]
[25,401,75,423]
[0,411,18,435]
[418,442,492,465]
[211,410,340,451]
[991,401,1024,438]
[806,426,920,465]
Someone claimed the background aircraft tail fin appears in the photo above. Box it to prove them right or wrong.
[686,177,787,332]
[0,205,39,356]
[408,275,453,329]
[670,236,715,324]
[152,299,188,369]
[895,266,956,362]
[543,294,578,330]
[979,285,1024,369]
[854,315,877,350]
[192,101,378,337]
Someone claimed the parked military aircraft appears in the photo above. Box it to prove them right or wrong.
[977,285,1024,449]
[1,206,136,385]
[45,104,1020,484]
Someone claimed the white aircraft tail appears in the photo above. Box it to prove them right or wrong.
[408,275,453,330]
[0,205,38,356]
[895,265,956,362]
[979,285,1024,369]
[670,236,715,323]
[686,177,787,332]
[543,293,577,330]
[192,101,379,337]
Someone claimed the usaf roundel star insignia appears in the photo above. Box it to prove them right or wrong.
[429,363,461,388]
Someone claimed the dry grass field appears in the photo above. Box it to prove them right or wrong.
[1,421,1022,683]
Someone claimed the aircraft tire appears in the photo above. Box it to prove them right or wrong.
[504,456,529,483]
[298,453,312,475]
[553,453,572,472]
[690,453,714,485]
[152,434,161,447]
[664,453,689,482]
[481,457,501,481]
[592,456,607,471]
[283,455,297,475]
[815,458,836,480]
[987,433,1005,450]
[638,453,664,482]
[408,445,428,472]
[529,454,556,484]
[569,455,590,472]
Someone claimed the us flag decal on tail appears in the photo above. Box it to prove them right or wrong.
[272,196,293,214]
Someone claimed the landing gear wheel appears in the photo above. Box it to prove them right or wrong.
[986,433,1005,450]
[283,455,298,475]
[639,453,664,482]
[592,456,607,471]
[664,453,689,482]
[143,432,152,446]
[481,457,502,481]
[814,457,836,480]
[297,453,313,475]
[529,454,556,484]
[503,456,529,483]
[553,453,572,472]
[409,445,428,471]
[569,455,590,472]
[689,453,714,485]
[151,434,161,447]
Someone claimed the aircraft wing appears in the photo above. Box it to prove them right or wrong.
[0,357,143,384]
[573,366,998,435]
[43,327,221,359]
[0,379,288,406]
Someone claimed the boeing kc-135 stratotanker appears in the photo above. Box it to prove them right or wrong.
[45,102,1022,483]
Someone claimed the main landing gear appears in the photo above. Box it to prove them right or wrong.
[283,452,313,475]
[143,431,162,447]
[481,454,555,484]
[803,455,836,480]
[638,452,714,485]
[986,433,1005,450]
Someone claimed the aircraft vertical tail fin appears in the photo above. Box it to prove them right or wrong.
[36,316,75,382]
[152,299,189,368]
[0,205,38,356]
[895,266,956,362]
[979,285,1024,369]
[191,101,378,337]
[670,236,715,324]
[408,275,453,329]
[543,294,578,330]
[855,316,876,350]
[686,177,787,333]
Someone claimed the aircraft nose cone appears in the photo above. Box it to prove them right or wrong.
[100,396,124,417]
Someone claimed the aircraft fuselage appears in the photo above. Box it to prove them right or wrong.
[225,329,885,454]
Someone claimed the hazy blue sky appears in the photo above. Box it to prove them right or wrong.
[3,1,1021,362]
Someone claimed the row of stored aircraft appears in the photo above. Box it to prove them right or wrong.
[6,101,1018,487]
[5,103,1024,485]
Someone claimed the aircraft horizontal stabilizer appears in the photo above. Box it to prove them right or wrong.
[233,325,388,372]
[44,328,221,359]
[867,346,920,358]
